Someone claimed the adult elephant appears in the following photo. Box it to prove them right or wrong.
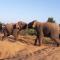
[28,20,60,46]
[59,24,60,39]
[2,21,27,40]
[0,23,2,32]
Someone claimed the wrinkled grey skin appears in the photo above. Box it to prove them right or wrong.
[2,21,27,40]
[28,21,60,46]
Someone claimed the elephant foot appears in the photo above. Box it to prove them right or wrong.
[2,36,5,41]
[34,43,42,46]
[34,43,37,46]
[34,43,39,46]
[38,43,43,46]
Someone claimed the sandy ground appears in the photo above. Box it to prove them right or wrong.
[0,35,60,60]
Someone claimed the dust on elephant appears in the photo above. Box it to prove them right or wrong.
[28,20,60,46]
[2,21,27,40]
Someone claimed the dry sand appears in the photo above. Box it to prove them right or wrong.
[0,35,60,60]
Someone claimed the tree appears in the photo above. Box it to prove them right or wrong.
[47,17,55,23]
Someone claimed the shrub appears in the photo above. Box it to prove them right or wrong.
[19,28,36,35]
[27,28,36,35]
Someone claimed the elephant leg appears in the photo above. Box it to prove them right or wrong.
[34,37,38,45]
[52,38,60,46]
[34,36,43,46]
[2,31,8,40]
[13,29,19,40]
[38,36,43,46]
[51,34,60,47]
[2,36,5,40]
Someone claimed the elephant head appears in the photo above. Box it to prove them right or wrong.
[16,21,27,30]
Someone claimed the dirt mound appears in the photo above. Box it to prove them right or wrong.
[0,39,47,60]
[0,40,26,59]
[0,35,60,60]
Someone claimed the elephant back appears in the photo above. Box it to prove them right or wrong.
[44,22,59,33]
[44,22,59,38]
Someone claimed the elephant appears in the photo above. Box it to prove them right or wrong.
[2,21,27,40]
[0,23,2,32]
[28,20,60,46]
[59,24,60,39]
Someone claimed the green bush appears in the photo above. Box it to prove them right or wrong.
[19,28,36,35]
[27,28,36,35]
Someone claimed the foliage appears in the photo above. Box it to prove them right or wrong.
[19,28,36,35]
[27,28,36,35]
[43,37,54,44]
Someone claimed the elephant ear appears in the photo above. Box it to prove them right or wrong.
[16,23,20,29]
[32,21,37,28]
[28,20,37,28]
